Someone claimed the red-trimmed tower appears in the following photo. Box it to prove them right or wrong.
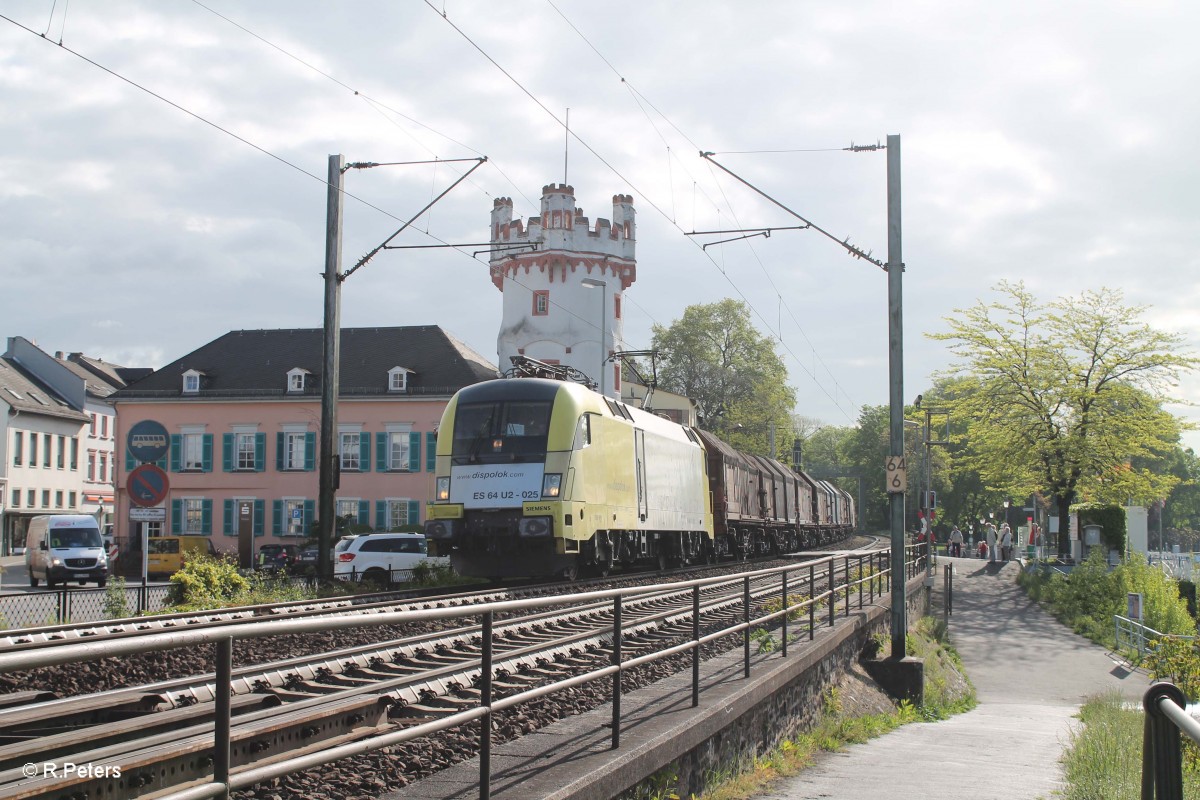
[490,185,636,396]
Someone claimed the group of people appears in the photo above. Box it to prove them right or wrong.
[943,522,1015,561]
[926,520,1041,563]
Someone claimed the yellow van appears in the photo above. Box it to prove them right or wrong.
[147,536,219,578]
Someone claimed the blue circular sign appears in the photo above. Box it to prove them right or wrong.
[128,420,169,463]
[128,464,170,508]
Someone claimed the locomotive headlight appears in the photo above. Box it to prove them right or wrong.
[542,473,562,498]
[435,477,451,502]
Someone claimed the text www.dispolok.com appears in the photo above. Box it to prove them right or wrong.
[23,762,122,779]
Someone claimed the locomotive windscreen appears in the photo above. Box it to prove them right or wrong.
[452,400,552,463]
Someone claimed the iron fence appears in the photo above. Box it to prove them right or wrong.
[1142,681,1200,799]
[0,546,920,800]
[0,583,174,627]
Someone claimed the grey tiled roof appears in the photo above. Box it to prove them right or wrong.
[0,358,90,422]
[113,326,499,400]
[56,358,123,400]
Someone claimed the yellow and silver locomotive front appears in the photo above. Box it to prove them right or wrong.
[425,378,584,577]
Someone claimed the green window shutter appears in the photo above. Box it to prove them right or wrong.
[201,499,212,534]
[275,433,284,471]
[202,434,213,473]
[375,500,386,530]
[304,432,316,471]
[376,433,388,472]
[357,500,370,527]
[169,435,182,473]
[272,500,283,535]
[223,499,234,535]
[426,432,437,471]
[408,432,420,472]
[254,500,265,536]
[222,434,233,472]
[171,500,182,534]
[254,433,266,472]
[360,433,371,472]
[125,448,135,472]
[155,454,167,470]
[408,500,420,527]
[304,500,315,532]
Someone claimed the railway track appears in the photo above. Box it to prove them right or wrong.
[0,536,876,657]
[0,539,889,800]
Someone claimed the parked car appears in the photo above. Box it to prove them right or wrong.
[256,544,300,575]
[298,545,320,569]
[333,532,445,584]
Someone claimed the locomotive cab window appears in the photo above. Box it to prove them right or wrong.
[573,414,593,450]
[452,400,552,462]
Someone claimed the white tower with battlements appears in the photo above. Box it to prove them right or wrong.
[490,184,636,397]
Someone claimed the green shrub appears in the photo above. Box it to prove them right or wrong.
[1073,503,1128,554]
[103,577,130,619]
[167,555,250,609]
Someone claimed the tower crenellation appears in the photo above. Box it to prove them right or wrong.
[490,184,637,397]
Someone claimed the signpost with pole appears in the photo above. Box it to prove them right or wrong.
[127,421,170,587]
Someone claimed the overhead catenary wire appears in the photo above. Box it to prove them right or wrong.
[433,3,864,422]
[540,0,868,420]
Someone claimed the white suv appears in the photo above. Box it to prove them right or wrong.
[332,532,446,583]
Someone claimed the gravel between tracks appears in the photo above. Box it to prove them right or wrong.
[1,538,875,799]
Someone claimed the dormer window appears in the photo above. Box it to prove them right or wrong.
[182,370,203,394]
[287,368,309,393]
[388,367,411,393]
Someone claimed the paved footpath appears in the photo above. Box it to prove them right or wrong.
[759,556,1153,800]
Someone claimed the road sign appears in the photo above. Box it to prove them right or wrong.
[128,420,170,463]
[129,506,166,522]
[128,464,170,508]
[884,456,906,494]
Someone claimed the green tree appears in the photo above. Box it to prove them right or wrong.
[652,299,795,453]
[931,282,1196,555]
[839,405,892,530]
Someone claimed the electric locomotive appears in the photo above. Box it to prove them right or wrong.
[424,375,858,579]
[424,377,712,579]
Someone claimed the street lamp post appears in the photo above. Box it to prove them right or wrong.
[581,278,608,396]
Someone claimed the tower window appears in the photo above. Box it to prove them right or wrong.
[532,290,549,316]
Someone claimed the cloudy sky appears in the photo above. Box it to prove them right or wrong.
[3,1,1198,445]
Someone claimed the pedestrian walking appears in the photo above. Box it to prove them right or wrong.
[949,525,963,557]
[986,522,998,562]
[1000,523,1013,561]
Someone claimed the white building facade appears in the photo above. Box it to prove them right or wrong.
[490,185,636,397]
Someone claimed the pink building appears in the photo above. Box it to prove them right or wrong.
[110,326,496,564]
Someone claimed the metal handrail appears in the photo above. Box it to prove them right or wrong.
[0,546,916,800]
[1142,681,1200,799]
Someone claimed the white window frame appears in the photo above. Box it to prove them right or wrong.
[183,370,202,394]
[182,497,205,534]
[284,431,307,471]
[283,497,307,536]
[336,498,360,523]
[287,368,308,393]
[339,431,361,471]
[234,432,256,470]
[386,499,411,530]
[388,367,410,393]
[387,432,410,472]
[182,431,205,471]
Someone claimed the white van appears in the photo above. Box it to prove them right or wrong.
[25,515,109,588]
